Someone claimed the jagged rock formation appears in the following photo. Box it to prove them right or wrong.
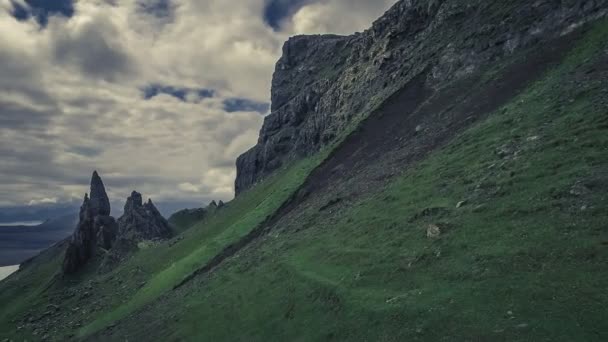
[63,171,118,274]
[235,0,608,194]
[63,174,173,274]
[117,191,172,241]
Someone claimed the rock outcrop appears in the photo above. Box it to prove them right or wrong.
[235,0,608,194]
[63,171,118,274]
[63,174,173,274]
[117,191,172,241]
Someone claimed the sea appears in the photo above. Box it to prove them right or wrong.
[0,265,19,281]
[0,221,43,227]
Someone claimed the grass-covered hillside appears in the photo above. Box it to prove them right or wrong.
[1,13,607,342]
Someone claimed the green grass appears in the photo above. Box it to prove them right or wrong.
[1,16,607,342]
[97,18,608,341]
[75,151,330,338]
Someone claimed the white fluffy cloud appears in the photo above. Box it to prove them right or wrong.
[0,0,396,210]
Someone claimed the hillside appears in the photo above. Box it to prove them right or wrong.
[1,0,608,341]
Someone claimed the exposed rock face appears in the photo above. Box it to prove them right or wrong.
[63,172,118,274]
[63,175,173,274]
[89,171,110,216]
[235,0,608,194]
[117,191,172,241]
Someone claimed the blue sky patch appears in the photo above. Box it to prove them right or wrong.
[137,0,174,19]
[142,84,215,102]
[223,98,270,114]
[10,0,74,26]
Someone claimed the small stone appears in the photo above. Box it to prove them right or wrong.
[581,205,588,211]
[570,182,590,196]
[516,323,529,329]
[472,204,487,213]
[456,200,467,208]
[426,224,441,239]
[415,125,424,134]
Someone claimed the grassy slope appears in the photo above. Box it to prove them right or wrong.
[0,17,606,342]
[0,154,326,340]
[98,20,608,341]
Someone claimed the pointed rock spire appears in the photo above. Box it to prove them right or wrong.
[117,191,172,241]
[124,191,143,212]
[89,170,111,216]
[63,171,117,274]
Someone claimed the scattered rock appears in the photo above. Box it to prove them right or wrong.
[472,204,487,213]
[526,135,540,142]
[496,144,515,159]
[570,182,591,196]
[426,224,442,239]
[515,323,529,329]
[456,200,467,208]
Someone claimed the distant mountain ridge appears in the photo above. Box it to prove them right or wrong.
[0,213,77,266]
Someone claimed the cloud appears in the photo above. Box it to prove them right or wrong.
[0,0,396,213]
[28,197,59,206]
[142,84,215,102]
[223,98,270,114]
[263,0,315,30]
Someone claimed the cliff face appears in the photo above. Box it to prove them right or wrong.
[235,0,608,194]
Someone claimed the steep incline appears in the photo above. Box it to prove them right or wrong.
[94,19,608,340]
[236,0,608,194]
[0,1,607,341]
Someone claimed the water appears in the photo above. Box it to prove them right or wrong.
[0,265,19,281]
[0,221,43,227]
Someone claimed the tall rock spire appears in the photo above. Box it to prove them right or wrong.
[63,171,118,274]
[89,170,111,216]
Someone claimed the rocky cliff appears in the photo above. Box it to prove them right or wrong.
[235,0,608,194]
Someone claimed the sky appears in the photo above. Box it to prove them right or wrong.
[0,0,396,215]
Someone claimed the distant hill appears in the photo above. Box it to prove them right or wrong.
[0,213,77,266]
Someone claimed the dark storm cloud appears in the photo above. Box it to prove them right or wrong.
[10,0,74,26]
[263,0,317,30]
[223,98,269,114]
[51,17,135,81]
[137,0,175,19]
[142,84,215,102]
